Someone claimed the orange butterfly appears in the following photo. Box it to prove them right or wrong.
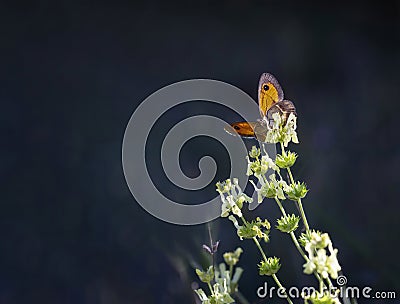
[225,73,297,142]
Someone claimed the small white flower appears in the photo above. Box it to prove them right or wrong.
[249,180,263,204]
[194,289,209,302]
[228,215,241,229]
[265,111,299,146]
[218,178,252,218]
[303,259,316,275]
[327,243,341,279]
[303,232,342,280]
[315,249,329,279]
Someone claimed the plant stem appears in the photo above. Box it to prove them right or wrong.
[276,143,332,291]
[326,277,333,288]
[253,237,268,261]
[289,230,307,259]
[296,197,310,232]
[252,237,293,304]
[272,274,294,304]
[319,278,324,294]
[274,198,326,288]
[240,216,248,226]
[279,142,310,232]
[207,282,214,295]
[274,198,308,258]
[208,224,216,282]
[274,197,287,216]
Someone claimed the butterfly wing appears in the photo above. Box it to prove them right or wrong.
[226,73,289,140]
[258,73,284,117]
[224,121,262,139]
[266,100,297,127]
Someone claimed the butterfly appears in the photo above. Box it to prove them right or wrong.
[225,73,297,142]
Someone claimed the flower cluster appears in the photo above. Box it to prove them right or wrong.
[216,178,252,218]
[210,103,347,304]
[275,150,297,168]
[251,173,286,201]
[246,148,308,204]
[194,248,244,304]
[216,178,271,243]
[228,216,271,242]
[258,257,281,276]
[265,112,299,147]
[223,247,243,267]
[194,280,234,304]
[301,231,342,279]
[219,253,244,293]
[285,181,309,201]
[276,214,300,233]
[246,146,278,178]
[196,266,215,283]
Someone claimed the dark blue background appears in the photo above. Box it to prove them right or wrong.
[1,1,399,303]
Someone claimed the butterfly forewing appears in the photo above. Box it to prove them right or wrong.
[258,73,284,117]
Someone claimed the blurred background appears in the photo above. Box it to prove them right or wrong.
[1,1,399,303]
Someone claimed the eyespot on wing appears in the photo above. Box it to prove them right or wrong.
[258,73,285,116]
[224,121,258,138]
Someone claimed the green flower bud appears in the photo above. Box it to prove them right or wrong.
[237,224,258,240]
[275,151,297,168]
[216,179,232,194]
[256,174,288,200]
[246,153,277,177]
[223,247,243,266]
[285,181,309,201]
[299,230,322,247]
[276,214,300,233]
[248,159,267,176]
[251,225,270,242]
[260,183,277,198]
[256,217,271,230]
[237,218,270,242]
[258,257,281,276]
[196,266,214,283]
[249,146,261,158]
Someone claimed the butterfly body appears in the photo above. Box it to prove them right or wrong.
[225,73,296,141]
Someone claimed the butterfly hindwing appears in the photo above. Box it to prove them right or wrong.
[266,100,297,127]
